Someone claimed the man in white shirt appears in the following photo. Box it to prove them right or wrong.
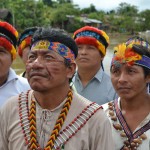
[0,21,30,106]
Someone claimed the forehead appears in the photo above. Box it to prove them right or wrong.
[0,46,10,54]
[78,44,96,47]
[29,49,62,57]
[112,63,143,70]
[0,46,6,50]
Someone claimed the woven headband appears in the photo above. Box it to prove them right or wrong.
[126,36,150,49]
[74,30,108,48]
[31,40,75,63]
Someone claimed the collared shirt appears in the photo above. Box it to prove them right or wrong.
[103,98,150,150]
[73,68,117,105]
[0,90,114,150]
[0,68,30,106]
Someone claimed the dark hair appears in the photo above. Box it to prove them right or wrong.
[132,44,150,77]
[31,27,78,58]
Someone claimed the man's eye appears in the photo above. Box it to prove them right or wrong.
[0,50,7,54]
[28,55,36,60]
[111,68,120,75]
[45,55,53,60]
[128,69,135,73]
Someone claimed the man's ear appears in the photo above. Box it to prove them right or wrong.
[99,51,104,61]
[67,63,76,79]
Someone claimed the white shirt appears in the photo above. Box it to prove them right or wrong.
[0,68,30,106]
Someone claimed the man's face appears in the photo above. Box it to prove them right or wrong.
[26,49,75,92]
[111,64,150,100]
[22,46,30,65]
[0,46,12,85]
[76,44,103,70]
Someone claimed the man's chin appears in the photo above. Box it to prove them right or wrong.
[30,83,46,92]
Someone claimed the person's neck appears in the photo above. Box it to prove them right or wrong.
[77,66,101,87]
[120,93,150,112]
[0,75,8,86]
[33,85,71,110]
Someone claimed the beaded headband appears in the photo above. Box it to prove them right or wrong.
[111,43,150,69]
[126,36,150,48]
[73,26,109,56]
[31,40,75,63]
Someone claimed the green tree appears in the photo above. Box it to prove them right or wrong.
[139,10,150,31]
[81,4,97,14]
[49,3,79,29]
[43,0,53,6]
[1,0,49,31]
[117,2,138,16]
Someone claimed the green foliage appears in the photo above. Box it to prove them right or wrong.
[88,12,105,21]
[0,0,149,33]
[117,2,138,16]
[43,0,53,6]
[66,18,84,32]
[49,3,79,29]
[81,4,97,14]
[139,10,150,31]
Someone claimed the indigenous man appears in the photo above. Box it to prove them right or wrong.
[73,26,117,105]
[0,21,30,106]
[17,27,38,77]
[103,37,150,150]
[0,27,114,150]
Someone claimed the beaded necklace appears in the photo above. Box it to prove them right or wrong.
[19,90,73,150]
[108,100,149,150]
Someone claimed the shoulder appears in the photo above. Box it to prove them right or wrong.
[102,102,110,111]
[0,95,19,120]
[72,91,107,122]
[72,91,93,107]
[16,75,28,83]
[0,90,31,119]
[102,71,111,81]
[15,75,30,88]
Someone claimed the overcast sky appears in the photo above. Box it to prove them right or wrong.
[73,0,150,12]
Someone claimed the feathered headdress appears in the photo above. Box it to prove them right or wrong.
[111,41,150,70]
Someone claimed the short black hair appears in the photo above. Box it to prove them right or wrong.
[31,27,78,58]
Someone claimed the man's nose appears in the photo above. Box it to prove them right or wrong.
[118,72,127,83]
[80,48,87,54]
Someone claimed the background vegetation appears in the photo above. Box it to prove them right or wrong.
[0,0,150,34]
